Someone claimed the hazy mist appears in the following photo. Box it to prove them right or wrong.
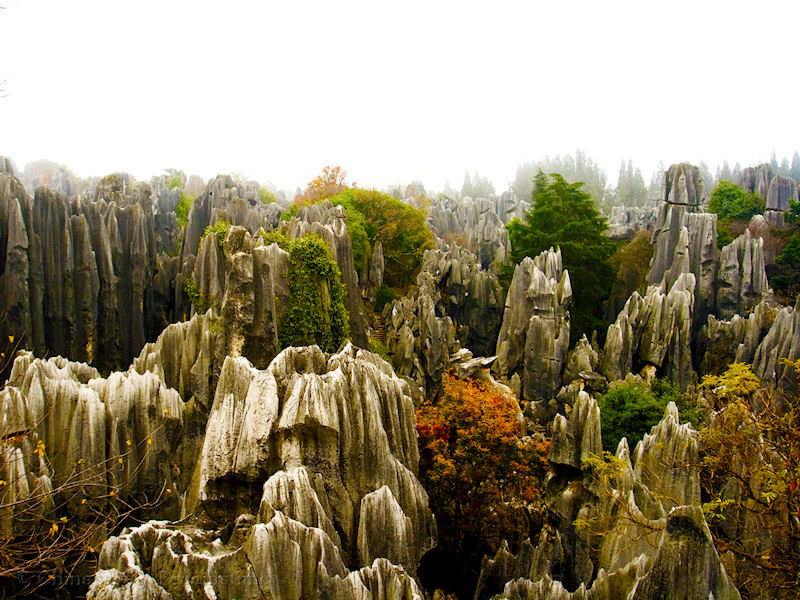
[2,0,799,192]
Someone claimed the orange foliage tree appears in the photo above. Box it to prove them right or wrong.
[296,165,352,203]
[416,373,550,554]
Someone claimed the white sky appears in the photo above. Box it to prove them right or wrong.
[1,0,799,193]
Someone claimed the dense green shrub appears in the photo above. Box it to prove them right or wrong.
[327,188,434,290]
[707,180,764,221]
[598,378,694,452]
[374,284,396,312]
[278,235,349,352]
[259,229,292,249]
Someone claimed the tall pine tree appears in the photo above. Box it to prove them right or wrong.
[507,171,615,341]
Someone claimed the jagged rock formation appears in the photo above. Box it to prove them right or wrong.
[698,295,799,392]
[427,195,517,268]
[751,296,800,392]
[601,273,696,390]
[716,229,772,319]
[494,248,572,401]
[765,174,798,226]
[698,300,777,375]
[191,227,290,367]
[385,262,460,395]
[602,164,773,387]
[1,331,436,598]
[648,168,717,329]
[89,516,424,600]
[84,343,435,599]
[423,244,505,356]
[606,203,659,240]
[384,243,503,392]
[0,172,180,372]
[0,351,191,528]
[480,400,739,600]
[180,175,281,261]
[363,239,385,305]
[739,164,773,202]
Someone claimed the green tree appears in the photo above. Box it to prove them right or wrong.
[327,188,434,290]
[707,180,763,221]
[508,171,615,340]
[598,378,685,452]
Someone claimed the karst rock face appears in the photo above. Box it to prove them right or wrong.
[607,202,659,240]
[601,273,696,389]
[739,163,773,203]
[384,243,503,394]
[765,174,798,226]
[0,172,181,372]
[716,229,772,319]
[494,248,572,401]
[427,195,517,268]
[647,164,716,328]
[483,402,739,600]
[420,243,505,356]
[602,164,773,387]
[84,343,435,599]
[180,175,281,261]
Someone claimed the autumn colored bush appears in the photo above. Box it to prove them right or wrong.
[417,373,549,552]
[416,373,549,596]
[699,361,800,599]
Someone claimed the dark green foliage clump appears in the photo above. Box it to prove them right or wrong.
[374,284,396,312]
[599,380,667,452]
[599,378,697,452]
[772,234,800,300]
[769,199,800,301]
[507,171,615,341]
[707,180,763,249]
[707,180,764,221]
[278,235,349,352]
[327,188,434,290]
[174,192,194,227]
[202,220,231,247]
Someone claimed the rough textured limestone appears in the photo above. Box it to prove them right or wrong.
[765,174,798,227]
[84,343,435,599]
[88,514,424,600]
[602,272,696,390]
[0,173,181,371]
[715,229,772,319]
[485,402,739,600]
[495,248,572,401]
[426,195,517,268]
[194,344,436,569]
[607,203,659,240]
